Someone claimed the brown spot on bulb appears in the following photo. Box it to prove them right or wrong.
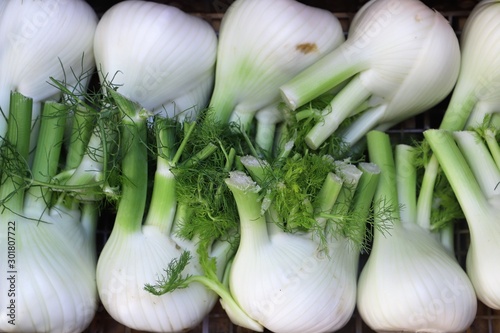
[296,43,318,54]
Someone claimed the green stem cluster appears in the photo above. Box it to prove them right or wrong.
[424,129,499,222]
[0,93,72,216]
[25,102,67,211]
[0,93,33,212]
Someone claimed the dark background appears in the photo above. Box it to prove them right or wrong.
[84,0,480,16]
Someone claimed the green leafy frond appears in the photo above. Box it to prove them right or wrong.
[144,251,193,296]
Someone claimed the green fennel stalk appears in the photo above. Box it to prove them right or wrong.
[366,131,402,230]
[23,101,68,211]
[0,92,33,212]
[107,90,148,234]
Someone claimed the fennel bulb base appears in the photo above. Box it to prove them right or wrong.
[357,223,477,333]
[0,211,97,333]
[229,233,358,333]
[96,225,218,333]
[466,246,500,310]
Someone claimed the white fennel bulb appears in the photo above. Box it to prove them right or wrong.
[439,0,500,130]
[420,0,500,298]
[0,95,98,333]
[425,128,500,310]
[97,225,226,332]
[205,0,344,131]
[415,0,500,251]
[0,205,97,333]
[357,131,477,333]
[93,0,217,120]
[0,0,97,146]
[93,4,224,327]
[96,92,235,332]
[159,74,215,122]
[281,0,460,149]
[224,154,379,333]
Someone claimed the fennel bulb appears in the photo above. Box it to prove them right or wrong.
[416,0,500,307]
[205,0,344,131]
[281,0,460,149]
[95,92,235,332]
[425,128,500,310]
[93,4,230,327]
[0,0,97,147]
[415,0,500,253]
[224,154,379,333]
[439,0,500,130]
[357,131,477,333]
[0,93,98,333]
[93,0,217,120]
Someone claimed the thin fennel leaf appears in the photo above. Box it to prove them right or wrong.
[144,251,193,296]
